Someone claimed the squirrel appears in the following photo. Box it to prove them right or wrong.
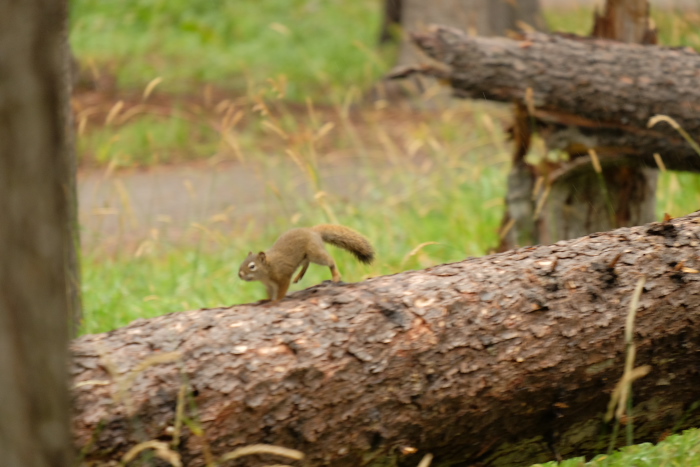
[238,224,374,302]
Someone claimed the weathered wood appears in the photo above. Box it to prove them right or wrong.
[73,213,700,466]
[0,0,74,466]
[391,26,700,172]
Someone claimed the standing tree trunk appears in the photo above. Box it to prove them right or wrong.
[0,0,75,466]
[501,0,659,250]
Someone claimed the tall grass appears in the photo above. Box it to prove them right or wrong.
[80,92,512,334]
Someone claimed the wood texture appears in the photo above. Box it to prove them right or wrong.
[0,0,74,466]
[73,213,700,466]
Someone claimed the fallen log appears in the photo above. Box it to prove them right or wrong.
[389,27,700,171]
[73,213,700,466]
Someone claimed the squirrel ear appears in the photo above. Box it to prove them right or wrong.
[258,251,266,262]
[247,251,252,256]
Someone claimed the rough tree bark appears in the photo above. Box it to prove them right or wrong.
[0,1,75,466]
[73,212,700,466]
[528,0,658,249]
[592,0,657,44]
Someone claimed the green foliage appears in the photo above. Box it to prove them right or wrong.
[658,171,700,219]
[79,112,218,167]
[533,429,700,467]
[71,0,389,100]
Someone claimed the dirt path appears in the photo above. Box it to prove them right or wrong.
[78,157,379,252]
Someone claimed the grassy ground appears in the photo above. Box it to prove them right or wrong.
[536,428,700,466]
[79,99,512,332]
[71,0,388,99]
[72,1,700,464]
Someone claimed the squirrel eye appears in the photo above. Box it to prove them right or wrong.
[248,262,256,270]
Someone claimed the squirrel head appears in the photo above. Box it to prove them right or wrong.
[238,251,269,282]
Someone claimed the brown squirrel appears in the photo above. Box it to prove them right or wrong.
[238,224,374,302]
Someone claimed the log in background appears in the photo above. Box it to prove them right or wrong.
[397,27,700,171]
[73,213,700,466]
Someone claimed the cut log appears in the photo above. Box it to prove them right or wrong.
[389,27,700,172]
[73,213,700,466]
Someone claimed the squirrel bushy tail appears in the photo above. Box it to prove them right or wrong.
[311,224,375,264]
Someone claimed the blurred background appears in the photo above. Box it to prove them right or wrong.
[72,0,700,333]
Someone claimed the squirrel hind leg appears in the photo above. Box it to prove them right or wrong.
[307,247,341,282]
[293,259,310,283]
[329,263,341,282]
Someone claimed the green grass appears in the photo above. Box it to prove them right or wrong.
[71,1,700,103]
[658,171,700,219]
[80,102,510,333]
[533,428,700,467]
[545,3,700,49]
[78,112,219,167]
[71,0,390,100]
[71,2,700,168]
